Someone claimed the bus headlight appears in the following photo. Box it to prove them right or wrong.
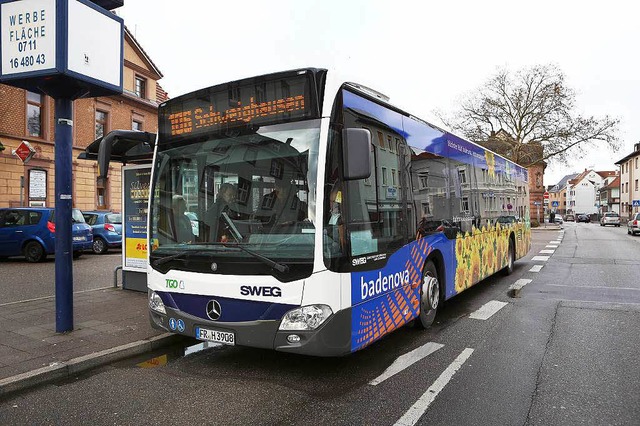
[149,291,166,315]
[279,305,333,331]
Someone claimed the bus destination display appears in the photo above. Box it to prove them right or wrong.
[161,75,312,141]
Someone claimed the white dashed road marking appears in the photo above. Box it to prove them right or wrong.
[546,245,558,248]
[394,348,474,426]
[529,265,544,272]
[508,278,532,293]
[539,250,555,254]
[532,256,550,261]
[369,342,444,386]
[469,300,508,320]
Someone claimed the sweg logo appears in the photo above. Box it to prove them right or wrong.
[165,279,185,289]
[360,270,410,300]
[240,286,282,297]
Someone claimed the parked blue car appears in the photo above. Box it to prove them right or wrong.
[0,208,93,262]
[82,211,122,254]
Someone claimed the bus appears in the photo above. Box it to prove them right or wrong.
[147,68,531,356]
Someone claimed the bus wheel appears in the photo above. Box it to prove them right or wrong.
[503,240,515,276]
[418,260,440,328]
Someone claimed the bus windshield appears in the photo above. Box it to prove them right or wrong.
[149,119,320,277]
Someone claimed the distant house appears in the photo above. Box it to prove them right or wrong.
[566,169,617,215]
[597,176,621,214]
[615,142,640,220]
[548,173,579,215]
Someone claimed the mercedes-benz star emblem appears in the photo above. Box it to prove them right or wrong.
[206,300,222,321]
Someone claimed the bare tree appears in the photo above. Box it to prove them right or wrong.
[438,64,620,167]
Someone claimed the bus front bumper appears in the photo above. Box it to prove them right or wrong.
[150,305,352,357]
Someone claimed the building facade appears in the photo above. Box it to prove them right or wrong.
[0,28,166,212]
[615,142,640,220]
[548,173,577,216]
[566,169,617,215]
[598,176,620,214]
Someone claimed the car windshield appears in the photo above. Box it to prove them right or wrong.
[605,213,618,217]
[150,119,321,273]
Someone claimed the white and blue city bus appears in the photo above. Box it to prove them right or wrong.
[147,68,531,356]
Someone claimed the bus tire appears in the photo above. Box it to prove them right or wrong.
[418,260,440,328]
[503,240,515,276]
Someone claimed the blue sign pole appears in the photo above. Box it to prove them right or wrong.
[54,98,74,333]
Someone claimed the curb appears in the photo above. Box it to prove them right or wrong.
[0,333,188,399]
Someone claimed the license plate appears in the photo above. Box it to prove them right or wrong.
[73,236,85,241]
[195,327,235,345]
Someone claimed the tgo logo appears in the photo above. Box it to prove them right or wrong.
[240,286,282,297]
[165,279,185,289]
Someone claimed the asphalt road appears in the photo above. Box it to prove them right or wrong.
[1,224,639,425]
[0,251,122,304]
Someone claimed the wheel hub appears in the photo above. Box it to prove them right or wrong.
[422,274,439,310]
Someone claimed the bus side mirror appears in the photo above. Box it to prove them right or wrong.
[342,128,371,181]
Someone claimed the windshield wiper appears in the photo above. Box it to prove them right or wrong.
[152,242,289,273]
[221,242,289,273]
[152,246,219,266]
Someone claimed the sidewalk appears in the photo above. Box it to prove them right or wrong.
[0,287,187,397]
[531,223,562,231]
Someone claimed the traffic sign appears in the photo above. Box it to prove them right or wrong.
[543,191,550,199]
[533,201,541,206]
[552,201,559,207]
[633,200,640,207]
[12,140,36,163]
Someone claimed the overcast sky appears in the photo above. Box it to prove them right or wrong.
[118,0,639,185]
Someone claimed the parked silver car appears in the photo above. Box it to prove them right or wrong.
[628,212,640,235]
[600,212,620,227]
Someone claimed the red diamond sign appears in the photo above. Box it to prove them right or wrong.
[13,141,36,164]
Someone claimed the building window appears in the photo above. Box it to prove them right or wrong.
[458,168,467,184]
[377,131,385,150]
[636,180,638,191]
[95,110,108,139]
[418,172,429,189]
[391,169,397,186]
[96,178,108,209]
[636,158,638,169]
[382,167,388,185]
[421,202,431,216]
[132,120,143,131]
[26,91,43,137]
[135,75,146,98]
[461,197,470,213]
[387,135,394,153]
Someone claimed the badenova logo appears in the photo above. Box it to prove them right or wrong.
[165,279,185,289]
[360,270,410,301]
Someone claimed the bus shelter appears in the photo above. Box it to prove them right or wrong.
[78,130,155,292]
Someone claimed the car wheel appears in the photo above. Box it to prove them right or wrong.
[92,237,108,254]
[24,241,46,263]
[417,260,441,329]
